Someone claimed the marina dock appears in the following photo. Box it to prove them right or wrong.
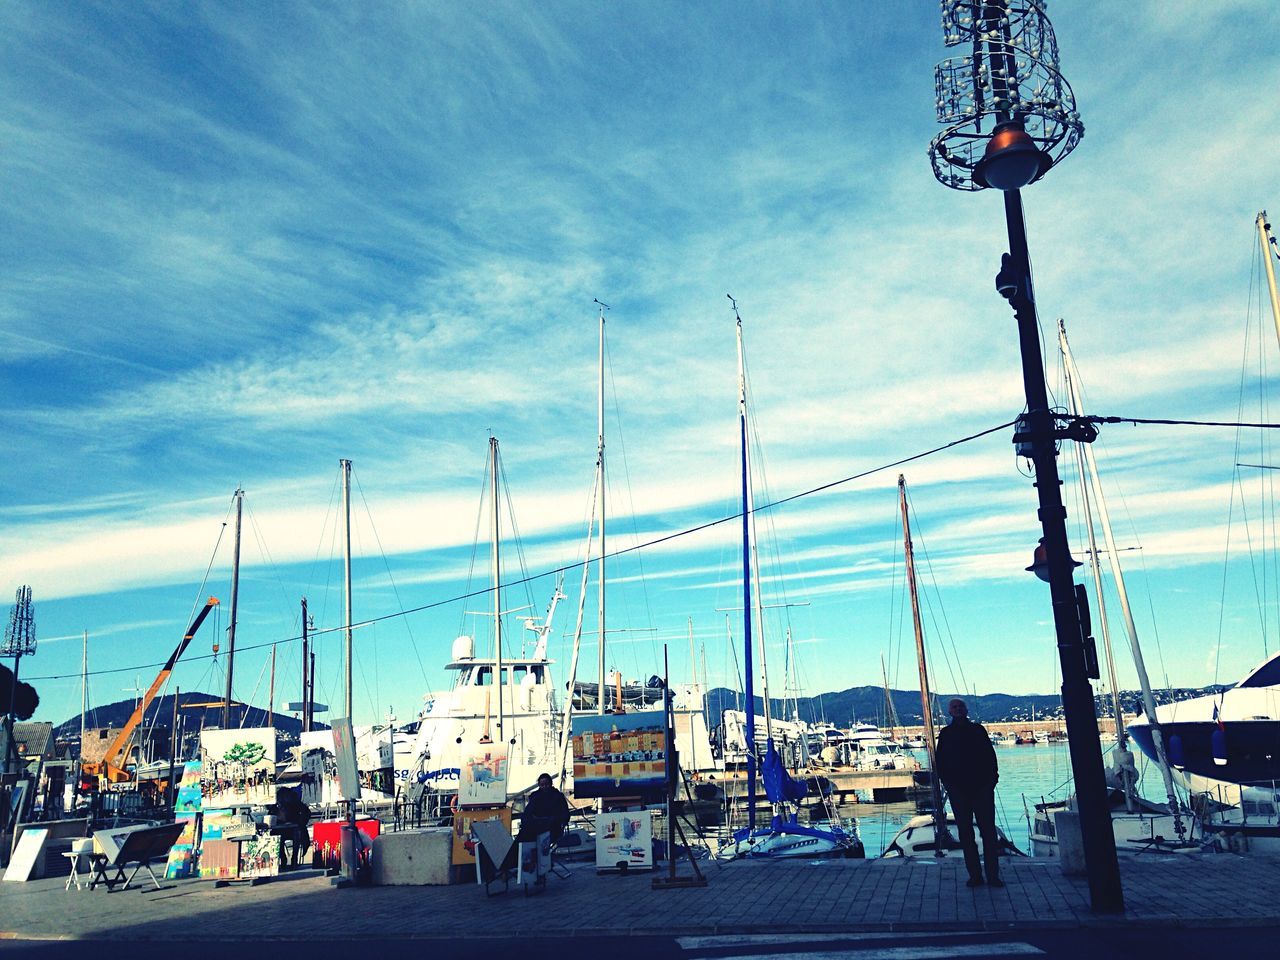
[3,853,1278,942]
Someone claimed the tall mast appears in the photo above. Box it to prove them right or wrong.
[880,653,899,738]
[300,597,310,733]
[490,437,504,742]
[1059,322,1184,836]
[556,470,599,785]
[223,487,243,729]
[80,630,87,757]
[595,300,608,715]
[899,475,945,848]
[732,296,758,829]
[268,644,276,725]
[1059,324,1125,750]
[1259,212,1280,350]
[341,459,353,721]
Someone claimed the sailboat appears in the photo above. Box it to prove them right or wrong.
[880,476,1022,861]
[1127,212,1280,850]
[1028,319,1192,856]
[720,299,862,860]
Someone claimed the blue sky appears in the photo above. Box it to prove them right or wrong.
[4,2,1280,728]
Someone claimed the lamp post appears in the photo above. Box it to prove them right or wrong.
[927,1,1123,912]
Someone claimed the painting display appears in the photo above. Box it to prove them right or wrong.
[200,728,277,807]
[330,718,360,802]
[165,760,203,879]
[198,838,240,880]
[311,817,380,870]
[595,811,653,872]
[570,711,667,799]
[450,805,511,866]
[458,746,507,807]
[238,834,282,879]
[298,724,394,805]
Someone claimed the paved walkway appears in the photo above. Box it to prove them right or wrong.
[2,854,1277,941]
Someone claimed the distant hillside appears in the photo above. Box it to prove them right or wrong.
[705,682,1232,729]
[54,691,322,742]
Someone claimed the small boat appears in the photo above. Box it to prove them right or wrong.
[881,812,1024,860]
[1029,785,1196,857]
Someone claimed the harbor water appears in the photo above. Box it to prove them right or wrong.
[853,740,1162,856]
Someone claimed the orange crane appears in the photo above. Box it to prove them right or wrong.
[82,597,220,785]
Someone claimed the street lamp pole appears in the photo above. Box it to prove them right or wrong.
[928,1,1123,912]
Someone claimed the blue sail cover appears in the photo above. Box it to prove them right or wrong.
[761,739,808,804]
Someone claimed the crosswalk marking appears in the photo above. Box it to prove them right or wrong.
[676,935,1044,960]
[679,932,989,949]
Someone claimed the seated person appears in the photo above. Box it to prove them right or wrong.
[517,773,571,844]
[267,787,313,866]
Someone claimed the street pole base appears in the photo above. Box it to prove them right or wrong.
[652,875,708,889]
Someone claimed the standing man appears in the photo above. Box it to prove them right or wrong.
[936,697,1003,887]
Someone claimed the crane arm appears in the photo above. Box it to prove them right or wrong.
[86,597,220,783]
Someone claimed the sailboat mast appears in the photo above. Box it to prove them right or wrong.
[596,301,607,715]
[1058,324,1184,834]
[223,487,243,729]
[341,459,353,721]
[556,471,599,785]
[1059,323,1125,749]
[1258,212,1280,350]
[300,597,310,733]
[490,437,504,742]
[899,475,946,845]
[80,630,87,752]
[733,299,758,829]
[881,653,899,739]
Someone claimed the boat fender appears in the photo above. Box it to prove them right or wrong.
[1211,727,1229,767]
[1167,734,1184,769]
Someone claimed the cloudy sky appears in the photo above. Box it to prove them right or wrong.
[3,2,1280,728]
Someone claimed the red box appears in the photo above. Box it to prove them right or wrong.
[311,817,381,869]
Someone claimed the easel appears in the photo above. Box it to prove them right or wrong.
[652,647,706,889]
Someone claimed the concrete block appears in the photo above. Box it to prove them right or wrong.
[1053,810,1087,876]
[371,827,454,885]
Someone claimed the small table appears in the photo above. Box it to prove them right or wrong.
[62,851,86,891]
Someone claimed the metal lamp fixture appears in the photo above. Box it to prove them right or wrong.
[925,1,1124,914]
[928,0,1083,193]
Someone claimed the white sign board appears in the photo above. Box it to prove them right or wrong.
[3,828,49,882]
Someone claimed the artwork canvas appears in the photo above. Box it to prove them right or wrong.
[198,838,240,880]
[200,728,277,808]
[595,811,653,872]
[238,834,282,878]
[330,717,360,801]
[458,747,507,807]
[570,711,667,799]
[299,745,328,805]
[166,760,205,879]
[450,805,511,866]
[2,828,49,882]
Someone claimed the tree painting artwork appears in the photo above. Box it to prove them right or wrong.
[199,728,277,808]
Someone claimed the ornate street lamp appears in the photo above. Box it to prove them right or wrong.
[927,1,1123,913]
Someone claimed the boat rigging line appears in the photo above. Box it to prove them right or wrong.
[33,410,1276,684]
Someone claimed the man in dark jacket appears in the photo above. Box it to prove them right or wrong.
[935,697,1003,887]
[518,773,571,843]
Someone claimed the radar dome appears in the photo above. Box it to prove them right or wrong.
[452,635,475,661]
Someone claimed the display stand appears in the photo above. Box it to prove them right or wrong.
[651,648,706,889]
